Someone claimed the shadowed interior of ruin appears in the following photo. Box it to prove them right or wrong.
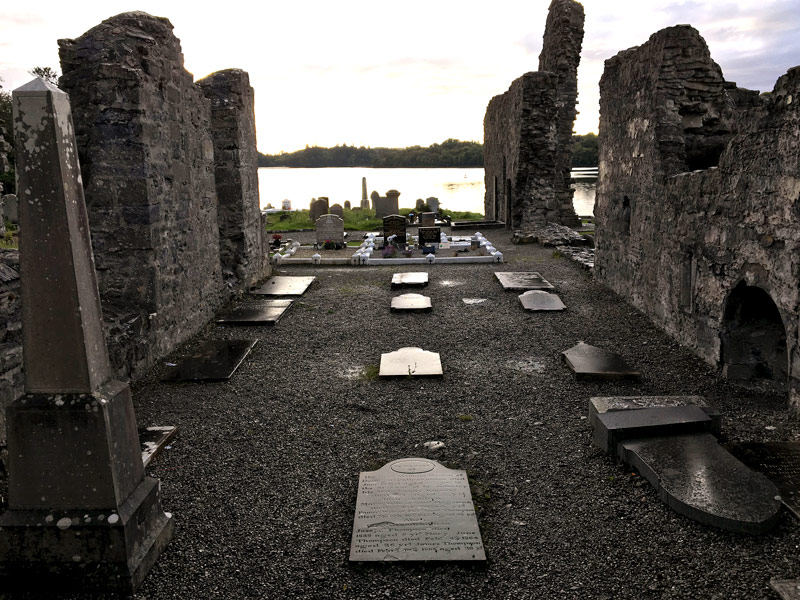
[721,283,788,384]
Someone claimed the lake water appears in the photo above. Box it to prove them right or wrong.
[257,167,596,217]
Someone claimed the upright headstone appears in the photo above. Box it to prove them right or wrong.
[420,212,436,227]
[361,177,369,210]
[386,189,400,213]
[281,199,291,210]
[2,194,18,224]
[344,200,351,210]
[316,214,345,248]
[427,197,440,213]
[310,197,330,222]
[416,198,425,211]
[330,203,344,218]
[418,226,441,247]
[1,79,173,593]
[383,214,407,245]
[370,190,380,210]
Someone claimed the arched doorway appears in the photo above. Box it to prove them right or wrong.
[720,282,788,383]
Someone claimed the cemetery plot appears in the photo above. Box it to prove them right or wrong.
[379,347,443,377]
[217,300,294,325]
[390,293,432,312]
[251,276,316,296]
[726,442,800,519]
[562,342,640,379]
[519,290,566,311]
[162,340,258,382]
[350,459,486,561]
[140,426,179,468]
[391,272,429,288]
[495,272,555,291]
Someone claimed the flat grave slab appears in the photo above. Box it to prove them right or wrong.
[139,426,178,468]
[391,293,432,312]
[620,433,781,534]
[462,298,487,305]
[251,276,316,296]
[519,290,566,311]
[379,347,442,377]
[162,340,258,382]
[562,342,640,379]
[771,579,800,600]
[216,300,294,325]
[726,441,800,519]
[495,272,554,291]
[350,458,486,561]
[590,396,722,437]
[391,272,429,289]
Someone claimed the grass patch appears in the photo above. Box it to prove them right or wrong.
[0,222,18,250]
[360,365,380,381]
[458,414,474,422]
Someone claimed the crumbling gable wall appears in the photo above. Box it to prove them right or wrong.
[483,0,583,229]
[595,25,800,413]
[58,12,226,378]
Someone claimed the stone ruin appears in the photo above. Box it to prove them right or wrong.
[483,0,583,229]
[595,25,800,413]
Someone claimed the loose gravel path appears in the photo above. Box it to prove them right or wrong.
[12,230,800,599]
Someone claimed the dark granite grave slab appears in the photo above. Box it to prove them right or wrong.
[379,347,442,377]
[494,272,555,291]
[139,426,178,468]
[620,433,781,534]
[350,458,486,561]
[383,214,406,244]
[391,272,429,288]
[216,300,294,325]
[391,293,432,312]
[590,396,722,437]
[592,405,711,456]
[418,227,441,246]
[162,340,258,382]
[519,290,566,311]
[726,442,800,519]
[251,276,315,296]
[562,342,639,379]
[771,579,800,600]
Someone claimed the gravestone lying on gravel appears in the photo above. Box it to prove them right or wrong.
[379,347,442,377]
[391,293,432,312]
[162,340,258,382]
[771,579,800,600]
[519,290,566,311]
[495,272,555,291]
[562,342,639,379]
[251,276,316,296]
[217,300,294,325]
[350,458,485,561]
[391,272,429,288]
[726,442,800,519]
[140,426,179,468]
[590,396,782,534]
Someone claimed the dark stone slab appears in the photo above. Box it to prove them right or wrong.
[726,442,800,519]
[771,579,800,600]
[390,293,432,312]
[562,342,639,379]
[350,458,485,561]
[418,227,441,246]
[495,272,555,291]
[251,276,315,296]
[620,433,782,534]
[590,396,722,439]
[382,214,406,244]
[379,347,442,377]
[140,426,179,468]
[519,290,566,311]
[593,405,711,456]
[162,340,258,382]
[216,300,293,325]
[391,272,429,288]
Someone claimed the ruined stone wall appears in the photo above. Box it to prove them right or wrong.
[595,25,800,412]
[483,0,583,228]
[58,12,225,379]
[198,69,268,290]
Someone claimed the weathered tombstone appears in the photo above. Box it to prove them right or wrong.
[561,342,639,379]
[2,194,17,224]
[379,347,443,377]
[350,458,485,561]
[162,339,258,381]
[391,293,432,312]
[251,275,316,296]
[416,198,425,211]
[519,290,566,311]
[391,272,428,288]
[316,214,345,248]
[427,196,440,213]
[386,189,400,213]
[310,197,329,222]
[495,271,555,291]
[344,200,351,210]
[0,79,173,593]
[727,441,800,519]
[383,214,407,245]
[370,190,380,211]
[281,199,291,211]
[373,195,397,219]
[330,203,344,218]
[217,299,294,325]
[418,226,441,247]
[420,212,436,227]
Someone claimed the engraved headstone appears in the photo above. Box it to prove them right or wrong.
[162,339,258,382]
[418,226,441,247]
[383,214,406,245]
[519,290,566,311]
[420,212,436,227]
[330,203,344,218]
[251,276,316,296]
[310,197,329,222]
[495,272,555,291]
[391,293,432,312]
[281,199,291,211]
[726,442,800,519]
[316,214,345,247]
[217,299,294,325]
[562,342,640,379]
[379,347,442,377]
[350,458,485,561]
[427,196,439,213]
[391,272,428,288]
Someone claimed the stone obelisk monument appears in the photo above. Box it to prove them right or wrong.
[0,79,173,593]
[360,177,370,210]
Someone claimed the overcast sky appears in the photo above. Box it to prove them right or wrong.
[2,1,798,154]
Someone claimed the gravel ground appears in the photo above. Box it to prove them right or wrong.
[6,229,800,599]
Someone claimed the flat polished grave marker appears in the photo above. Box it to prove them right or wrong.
[519,290,566,311]
[562,342,639,379]
[726,441,800,519]
[391,272,428,289]
[216,300,294,325]
[139,426,179,468]
[251,276,315,296]
[771,579,800,600]
[391,293,432,312]
[350,458,486,561]
[379,347,442,377]
[162,340,258,382]
[495,271,554,291]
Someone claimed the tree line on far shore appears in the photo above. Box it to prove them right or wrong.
[258,134,599,169]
